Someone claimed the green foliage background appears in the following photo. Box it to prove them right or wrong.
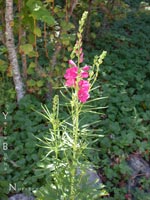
[0,0,150,199]
[94,12,150,198]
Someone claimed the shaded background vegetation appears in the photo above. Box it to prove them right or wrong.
[0,0,150,199]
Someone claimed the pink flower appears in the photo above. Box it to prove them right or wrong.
[78,80,90,90]
[81,71,89,78]
[68,60,77,67]
[64,66,78,79]
[64,66,78,87]
[78,89,90,103]
[79,52,84,63]
[81,65,90,78]
[78,80,90,103]
[65,79,76,87]
[82,65,90,71]
[64,59,90,103]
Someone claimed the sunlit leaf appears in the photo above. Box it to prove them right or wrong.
[34,26,41,37]
[20,44,33,55]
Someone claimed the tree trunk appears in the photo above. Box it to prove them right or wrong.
[5,0,25,102]
[18,0,27,81]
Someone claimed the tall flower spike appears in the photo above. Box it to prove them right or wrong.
[70,11,88,60]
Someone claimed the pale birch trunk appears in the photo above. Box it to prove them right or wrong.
[5,0,25,102]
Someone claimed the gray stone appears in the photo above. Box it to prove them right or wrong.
[9,193,35,200]
[127,154,150,197]
[127,155,150,178]
[76,164,102,189]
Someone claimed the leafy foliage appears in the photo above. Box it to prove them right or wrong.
[89,11,150,199]
[0,95,48,195]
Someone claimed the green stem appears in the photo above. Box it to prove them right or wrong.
[70,94,80,200]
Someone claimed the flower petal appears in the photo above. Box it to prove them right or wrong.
[78,89,90,103]
[68,60,77,67]
[82,65,90,71]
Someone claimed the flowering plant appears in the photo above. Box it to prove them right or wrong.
[35,11,107,200]
[64,59,90,103]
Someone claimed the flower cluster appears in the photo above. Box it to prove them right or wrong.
[64,59,90,103]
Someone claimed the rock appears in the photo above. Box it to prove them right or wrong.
[127,154,150,197]
[76,164,102,189]
[9,193,35,200]
[127,154,150,177]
